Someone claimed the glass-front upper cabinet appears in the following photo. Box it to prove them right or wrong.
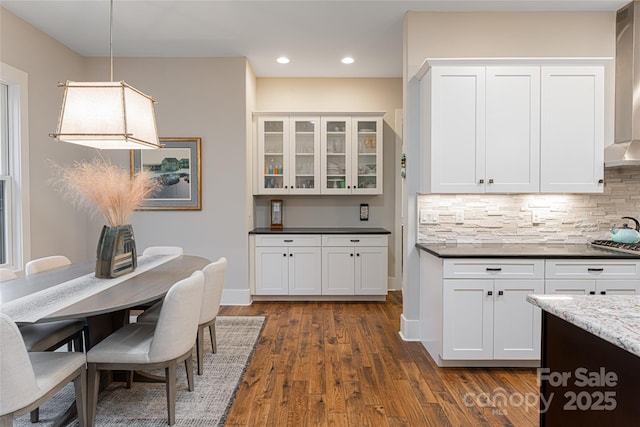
[353,117,382,194]
[321,116,383,194]
[290,117,320,194]
[256,116,321,195]
[257,116,288,194]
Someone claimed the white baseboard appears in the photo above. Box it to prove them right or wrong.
[221,288,252,306]
[399,314,421,341]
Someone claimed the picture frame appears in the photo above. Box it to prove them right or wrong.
[270,199,283,229]
[130,137,202,210]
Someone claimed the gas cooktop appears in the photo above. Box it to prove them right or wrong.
[590,239,640,255]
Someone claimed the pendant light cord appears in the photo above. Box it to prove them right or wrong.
[109,0,113,82]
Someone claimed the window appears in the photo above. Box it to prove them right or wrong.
[1,62,30,270]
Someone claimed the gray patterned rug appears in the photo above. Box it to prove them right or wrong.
[15,316,265,427]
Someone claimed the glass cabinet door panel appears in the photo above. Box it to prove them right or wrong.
[322,118,350,192]
[353,117,382,194]
[257,117,289,194]
[291,117,320,193]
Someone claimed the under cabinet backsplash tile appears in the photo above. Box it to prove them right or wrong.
[417,166,640,244]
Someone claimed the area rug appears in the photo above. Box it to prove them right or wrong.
[14,315,265,427]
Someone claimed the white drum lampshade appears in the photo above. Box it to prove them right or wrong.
[50,80,161,150]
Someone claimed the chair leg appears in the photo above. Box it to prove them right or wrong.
[196,325,204,376]
[126,370,133,389]
[87,364,101,427]
[210,321,217,354]
[73,368,87,427]
[29,408,39,422]
[165,362,177,425]
[185,354,195,392]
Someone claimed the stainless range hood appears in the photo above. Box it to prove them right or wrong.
[605,0,640,167]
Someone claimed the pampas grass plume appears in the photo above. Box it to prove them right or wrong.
[51,158,159,227]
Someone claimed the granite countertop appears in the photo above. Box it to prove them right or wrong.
[416,243,640,259]
[250,227,391,235]
[527,294,640,358]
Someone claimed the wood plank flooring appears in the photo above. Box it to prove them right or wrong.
[220,292,539,426]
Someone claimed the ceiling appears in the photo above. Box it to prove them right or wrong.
[1,0,629,78]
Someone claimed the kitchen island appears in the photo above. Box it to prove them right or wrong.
[527,295,640,426]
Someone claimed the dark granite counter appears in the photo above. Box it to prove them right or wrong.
[416,243,640,259]
[250,227,391,235]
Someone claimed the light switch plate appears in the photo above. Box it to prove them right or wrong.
[455,211,464,224]
[532,210,543,224]
[420,210,438,224]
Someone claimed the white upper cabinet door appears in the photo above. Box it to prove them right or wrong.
[257,116,290,195]
[351,117,383,195]
[321,117,352,194]
[289,117,321,194]
[485,67,540,193]
[428,67,486,193]
[540,66,605,193]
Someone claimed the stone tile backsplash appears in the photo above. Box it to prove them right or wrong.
[417,166,640,244]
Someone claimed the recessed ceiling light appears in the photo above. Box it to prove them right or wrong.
[276,57,290,64]
[341,56,355,64]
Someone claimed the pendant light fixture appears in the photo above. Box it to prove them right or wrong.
[50,0,160,149]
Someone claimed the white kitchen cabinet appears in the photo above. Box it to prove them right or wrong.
[321,116,383,195]
[321,235,388,295]
[254,235,322,295]
[540,66,605,193]
[418,59,606,194]
[545,259,640,295]
[441,259,544,361]
[425,66,540,193]
[256,116,321,195]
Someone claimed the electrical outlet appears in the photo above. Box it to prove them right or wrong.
[532,210,543,224]
[420,210,439,224]
[455,211,464,224]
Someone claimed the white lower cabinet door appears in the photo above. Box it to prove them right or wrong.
[493,280,543,360]
[255,247,289,295]
[288,247,322,295]
[442,279,493,360]
[545,280,595,295]
[354,246,388,295]
[322,247,355,294]
[596,280,640,295]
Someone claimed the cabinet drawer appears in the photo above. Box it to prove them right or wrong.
[321,235,388,247]
[255,235,321,247]
[545,260,640,279]
[443,259,544,279]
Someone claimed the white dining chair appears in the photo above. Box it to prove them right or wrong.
[0,313,87,427]
[25,255,72,275]
[142,246,184,256]
[87,270,204,426]
[0,267,17,282]
[138,257,227,374]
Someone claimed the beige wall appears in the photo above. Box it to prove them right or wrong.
[255,77,403,287]
[0,7,93,264]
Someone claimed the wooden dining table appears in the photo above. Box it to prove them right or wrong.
[0,254,209,427]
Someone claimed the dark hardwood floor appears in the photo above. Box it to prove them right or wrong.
[220,292,539,426]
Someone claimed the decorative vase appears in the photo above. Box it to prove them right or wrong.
[95,224,137,278]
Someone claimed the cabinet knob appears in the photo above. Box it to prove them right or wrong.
[600,291,606,295]
[488,178,494,184]
[356,253,360,257]
[347,186,351,189]
[284,185,288,189]
[487,291,493,296]
[479,179,485,184]
[283,253,287,257]
[598,179,604,184]
[498,290,504,296]
[289,253,293,257]
[350,253,354,257]
[589,291,596,295]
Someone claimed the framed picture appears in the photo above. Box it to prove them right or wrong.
[130,137,202,210]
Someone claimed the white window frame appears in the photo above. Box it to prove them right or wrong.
[0,62,31,270]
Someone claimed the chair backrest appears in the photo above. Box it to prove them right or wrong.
[148,270,204,362]
[200,257,227,324]
[142,246,184,256]
[24,255,71,276]
[0,268,17,282]
[0,313,40,416]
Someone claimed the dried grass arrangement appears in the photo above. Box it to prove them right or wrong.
[51,158,158,226]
